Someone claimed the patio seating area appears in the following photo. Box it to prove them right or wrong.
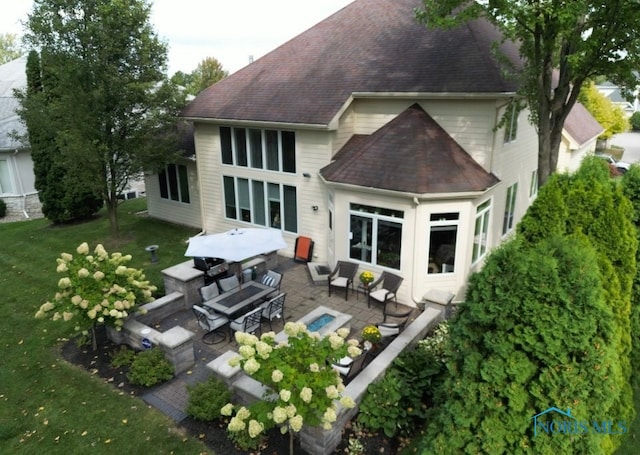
[151,257,418,359]
[133,256,447,454]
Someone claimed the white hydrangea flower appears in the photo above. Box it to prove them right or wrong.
[279,389,291,402]
[243,358,260,374]
[76,242,89,255]
[272,406,287,424]
[289,414,303,432]
[248,419,264,438]
[271,369,284,382]
[300,387,313,403]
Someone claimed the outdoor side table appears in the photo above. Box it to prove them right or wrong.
[356,283,371,301]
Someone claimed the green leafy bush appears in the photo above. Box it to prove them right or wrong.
[0,199,6,218]
[630,111,640,131]
[417,236,621,454]
[126,348,174,387]
[357,347,443,438]
[185,377,232,421]
[110,345,136,368]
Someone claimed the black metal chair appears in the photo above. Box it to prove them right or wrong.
[368,271,404,308]
[229,306,263,340]
[328,261,358,300]
[260,292,286,331]
[219,275,240,293]
[332,350,370,383]
[192,305,229,344]
[376,304,413,339]
[259,270,283,299]
[199,282,219,305]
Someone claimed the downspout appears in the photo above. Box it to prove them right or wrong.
[410,196,423,305]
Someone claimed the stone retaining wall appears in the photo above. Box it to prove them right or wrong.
[207,304,444,455]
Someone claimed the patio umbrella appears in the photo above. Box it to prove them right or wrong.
[184,228,287,262]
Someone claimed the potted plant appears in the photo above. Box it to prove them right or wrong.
[359,270,374,287]
[361,325,381,350]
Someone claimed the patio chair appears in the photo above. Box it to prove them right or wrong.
[368,271,403,309]
[192,305,230,345]
[260,270,283,299]
[328,261,358,300]
[332,350,370,383]
[219,275,240,293]
[260,292,286,331]
[229,306,263,340]
[376,304,413,339]
[199,282,219,305]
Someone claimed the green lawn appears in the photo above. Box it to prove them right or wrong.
[0,199,209,454]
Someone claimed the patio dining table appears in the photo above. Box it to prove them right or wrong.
[203,281,273,318]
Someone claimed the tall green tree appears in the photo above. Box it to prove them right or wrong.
[18,50,103,223]
[171,56,228,97]
[19,0,184,235]
[416,1,640,185]
[0,33,22,64]
[419,236,620,454]
[579,82,629,140]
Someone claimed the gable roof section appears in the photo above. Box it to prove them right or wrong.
[182,0,522,126]
[564,102,603,146]
[320,104,499,194]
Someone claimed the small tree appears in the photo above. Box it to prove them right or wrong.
[220,323,358,454]
[578,81,629,140]
[0,33,22,64]
[35,242,156,350]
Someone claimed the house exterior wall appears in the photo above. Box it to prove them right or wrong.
[145,159,202,229]
[181,97,540,304]
[556,135,597,173]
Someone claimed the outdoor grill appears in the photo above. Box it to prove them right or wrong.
[193,257,230,285]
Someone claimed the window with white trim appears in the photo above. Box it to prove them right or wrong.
[0,160,14,194]
[503,102,519,143]
[428,213,458,274]
[223,176,297,232]
[158,164,190,203]
[220,127,296,173]
[472,199,491,263]
[349,203,403,269]
[502,183,518,235]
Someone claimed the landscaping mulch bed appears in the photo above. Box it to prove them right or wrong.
[60,328,401,454]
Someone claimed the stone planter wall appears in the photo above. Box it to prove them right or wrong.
[106,291,195,375]
[208,305,444,455]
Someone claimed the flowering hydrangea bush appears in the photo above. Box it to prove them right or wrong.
[221,322,360,452]
[35,242,156,348]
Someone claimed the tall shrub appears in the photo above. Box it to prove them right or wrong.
[418,236,620,453]
[518,157,637,444]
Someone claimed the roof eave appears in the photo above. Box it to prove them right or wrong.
[182,116,331,131]
[319,174,496,200]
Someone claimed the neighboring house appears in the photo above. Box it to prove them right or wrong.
[0,56,42,220]
[596,80,640,117]
[147,0,594,304]
[557,102,604,173]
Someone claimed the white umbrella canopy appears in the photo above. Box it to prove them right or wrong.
[184,228,287,262]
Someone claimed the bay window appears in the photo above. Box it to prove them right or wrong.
[349,203,403,269]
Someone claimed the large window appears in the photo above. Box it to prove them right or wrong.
[220,126,296,173]
[349,204,403,269]
[472,199,491,263]
[502,183,518,235]
[158,164,190,203]
[223,176,297,232]
[428,213,458,274]
[0,160,14,194]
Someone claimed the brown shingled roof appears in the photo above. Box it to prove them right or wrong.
[564,102,604,146]
[320,104,500,194]
[181,0,522,125]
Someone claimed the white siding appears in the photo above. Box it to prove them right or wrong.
[145,160,202,228]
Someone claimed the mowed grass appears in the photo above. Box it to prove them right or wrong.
[0,199,209,454]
